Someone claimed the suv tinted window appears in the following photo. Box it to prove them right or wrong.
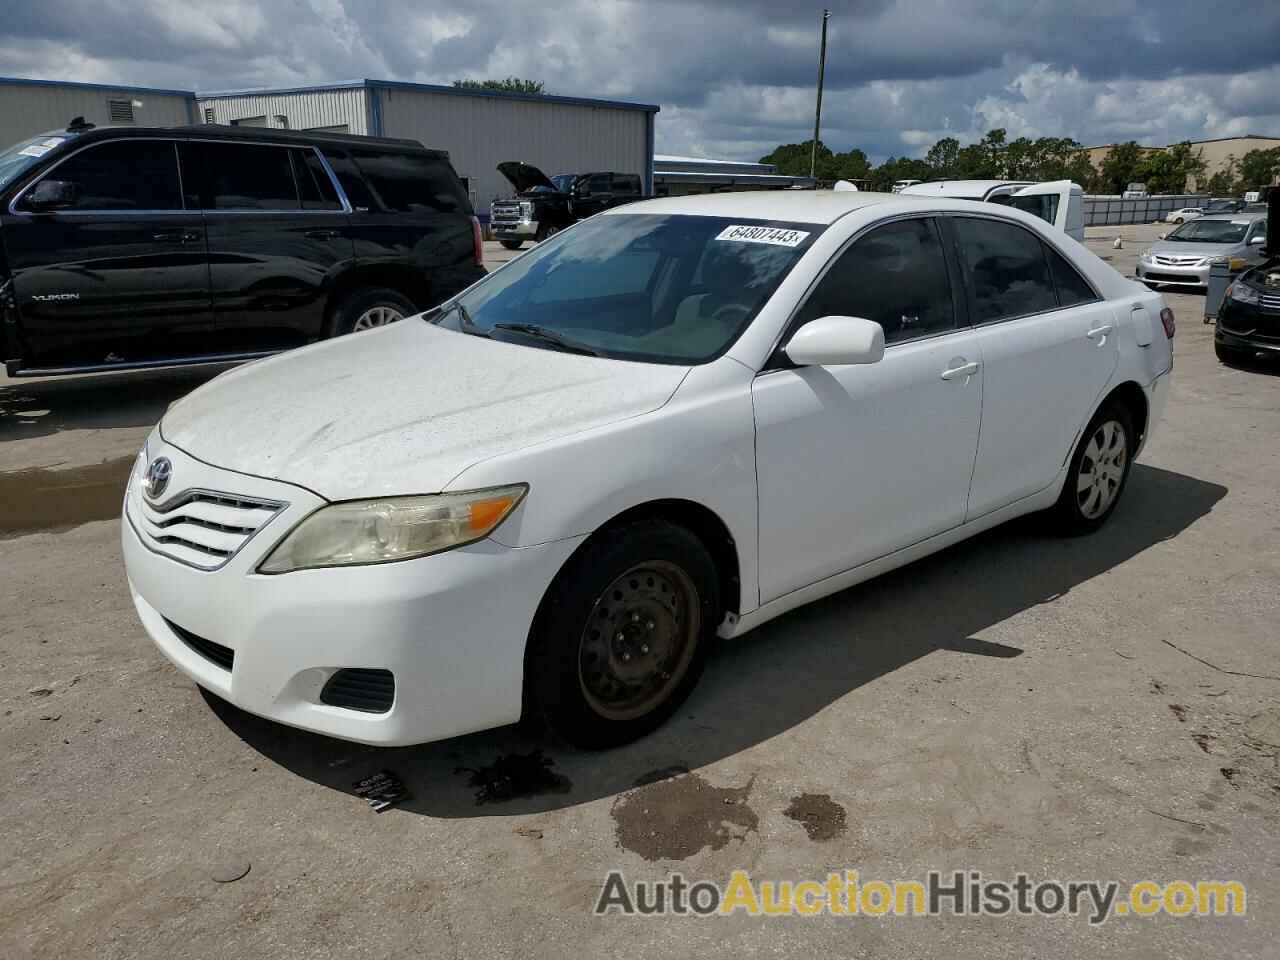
[291,149,342,210]
[953,217,1057,322]
[202,142,299,210]
[612,174,640,194]
[587,173,611,193]
[1045,244,1098,307]
[29,139,182,211]
[352,150,463,213]
[795,217,955,345]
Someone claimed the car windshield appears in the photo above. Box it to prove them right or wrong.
[550,175,577,193]
[438,213,823,364]
[1166,219,1250,243]
[0,134,69,189]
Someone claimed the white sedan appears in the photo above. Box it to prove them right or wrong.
[1165,207,1203,224]
[123,192,1174,748]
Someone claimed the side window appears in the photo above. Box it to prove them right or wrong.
[351,150,464,214]
[612,174,640,194]
[588,173,611,193]
[28,140,182,211]
[795,218,955,345]
[1044,243,1099,307]
[320,150,376,211]
[201,143,299,210]
[291,149,342,210]
[1008,192,1060,228]
[953,217,1057,322]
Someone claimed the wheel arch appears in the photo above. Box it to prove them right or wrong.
[324,264,432,328]
[1100,379,1150,448]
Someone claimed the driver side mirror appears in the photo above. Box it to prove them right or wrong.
[785,315,885,367]
[25,179,79,211]
[1248,235,1265,245]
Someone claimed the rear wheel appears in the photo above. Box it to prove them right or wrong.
[1215,341,1255,367]
[499,239,524,250]
[1050,403,1135,535]
[327,287,416,337]
[529,521,719,748]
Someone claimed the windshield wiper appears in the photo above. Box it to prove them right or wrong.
[491,323,604,357]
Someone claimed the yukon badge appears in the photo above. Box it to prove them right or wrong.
[143,457,173,501]
[30,292,80,302]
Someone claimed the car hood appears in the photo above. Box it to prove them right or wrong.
[1148,240,1246,259]
[496,161,558,194]
[160,321,689,500]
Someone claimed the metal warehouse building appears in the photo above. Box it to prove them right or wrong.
[197,80,659,215]
[0,77,196,147]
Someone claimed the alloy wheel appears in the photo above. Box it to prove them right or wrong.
[1076,419,1128,519]
[352,305,405,332]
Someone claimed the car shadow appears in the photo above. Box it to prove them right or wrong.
[206,463,1227,817]
[0,366,226,443]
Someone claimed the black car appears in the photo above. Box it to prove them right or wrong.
[1215,194,1279,366]
[0,121,485,376]
[489,162,646,250]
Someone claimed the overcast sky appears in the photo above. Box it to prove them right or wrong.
[3,1,1279,162]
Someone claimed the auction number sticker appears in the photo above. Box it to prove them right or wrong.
[716,225,810,247]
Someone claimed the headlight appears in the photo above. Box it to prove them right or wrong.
[520,200,533,217]
[1227,282,1261,306]
[258,484,527,574]
[1140,248,1153,261]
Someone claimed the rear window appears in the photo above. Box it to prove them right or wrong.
[351,150,467,214]
[953,217,1058,322]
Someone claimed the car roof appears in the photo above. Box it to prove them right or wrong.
[28,123,436,154]
[605,190,914,225]
[1193,211,1267,222]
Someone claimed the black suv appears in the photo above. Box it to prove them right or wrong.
[0,122,485,376]
[489,162,646,250]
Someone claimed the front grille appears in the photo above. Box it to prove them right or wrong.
[320,669,395,713]
[1262,294,1280,313]
[165,619,234,671]
[1144,271,1201,284]
[129,486,285,571]
[1153,255,1204,267]
[491,202,523,222]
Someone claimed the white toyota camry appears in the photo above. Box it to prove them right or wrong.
[123,192,1174,748]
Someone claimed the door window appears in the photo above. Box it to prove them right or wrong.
[952,217,1058,322]
[201,142,300,210]
[26,140,182,211]
[794,217,956,345]
[291,149,342,210]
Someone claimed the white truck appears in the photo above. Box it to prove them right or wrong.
[897,180,1085,242]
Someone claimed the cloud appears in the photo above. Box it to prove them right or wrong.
[2,0,1278,161]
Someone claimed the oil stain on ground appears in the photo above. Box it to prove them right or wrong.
[458,750,572,805]
[0,456,134,538]
[611,768,757,861]
[784,793,848,841]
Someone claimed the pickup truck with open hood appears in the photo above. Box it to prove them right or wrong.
[489,162,647,249]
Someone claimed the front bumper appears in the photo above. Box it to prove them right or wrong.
[1136,260,1210,287]
[122,439,584,746]
[490,218,539,239]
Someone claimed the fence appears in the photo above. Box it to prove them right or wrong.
[1083,194,1208,227]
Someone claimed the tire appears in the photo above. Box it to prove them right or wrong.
[500,240,524,250]
[528,521,720,748]
[327,287,417,337]
[535,223,562,243]
[1173,217,1184,224]
[1050,402,1136,535]
[1215,341,1255,367]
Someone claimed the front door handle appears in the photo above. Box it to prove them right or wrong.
[940,360,981,381]
[153,230,201,243]
[305,228,340,240]
[1087,324,1114,343]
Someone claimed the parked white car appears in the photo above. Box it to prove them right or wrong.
[1165,207,1203,224]
[123,192,1174,748]
[897,180,1085,241]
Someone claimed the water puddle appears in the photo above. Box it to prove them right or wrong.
[611,768,757,861]
[0,456,134,538]
[783,792,848,841]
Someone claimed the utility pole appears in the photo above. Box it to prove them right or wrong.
[810,9,831,184]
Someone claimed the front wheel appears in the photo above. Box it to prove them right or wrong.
[529,521,720,748]
[535,223,562,243]
[1050,403,1135,535]
[499,239,524,250]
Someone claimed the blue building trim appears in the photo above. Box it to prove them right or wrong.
[644,112,655,194]
[199,78,660,115]
[0,75,197,98]
[368,83,384,137]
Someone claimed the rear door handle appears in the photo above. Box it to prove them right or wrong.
[1087,324,1114,343]
[940,360,981,381]
[305,228,340,240]
[153,230,201,243]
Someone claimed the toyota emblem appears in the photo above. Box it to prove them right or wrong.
[143,457,173,500]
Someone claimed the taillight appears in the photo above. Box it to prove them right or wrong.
[471,216,483,267]
[1159,306,1175,339]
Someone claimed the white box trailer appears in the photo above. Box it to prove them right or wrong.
[898,180,1085,242]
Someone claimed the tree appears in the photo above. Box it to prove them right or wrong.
[925,137,961,179]
[1204,155,1238,196]
[759,140,863,181]
[1140,141,1206,194]
[869,156,932,191]
[1238,147,1280,191]
[453,77,545,95]
[1098,141,1147,194]
[831,147,872,182]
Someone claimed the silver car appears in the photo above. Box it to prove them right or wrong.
[1136,212,1269,288]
